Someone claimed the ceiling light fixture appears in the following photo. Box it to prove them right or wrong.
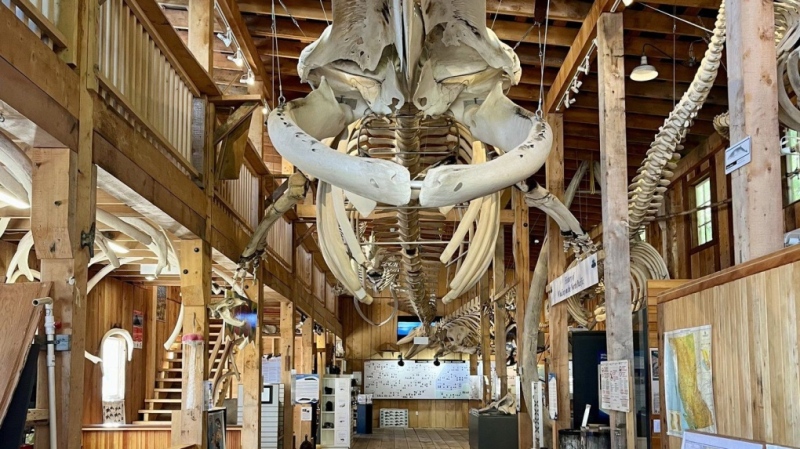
[227,49,244,67]
[216,28,233,47]
[240,69,255,85]
[631,55,658,82]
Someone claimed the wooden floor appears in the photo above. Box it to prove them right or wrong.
[352,428,469,449]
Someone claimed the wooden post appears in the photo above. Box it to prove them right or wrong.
[480,271,493,404]
[241,274,264,448]
[513,189,532,449]
[546,113,571,446]
[726,0,784,263]
[295,315,314,447]
[177,239,211,448]
[30,0,98,446]
[493,232,507,396]
[597,13,636,449]
[280,300,296,448]
[187,0,214,74]
[31,147,96,449]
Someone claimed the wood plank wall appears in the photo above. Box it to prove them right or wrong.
[82,278,181,425]
[657,246,800,447]
[82,427,241,449]
[647,135,800,279]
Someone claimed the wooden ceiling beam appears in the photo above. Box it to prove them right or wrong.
[544,0,618,112]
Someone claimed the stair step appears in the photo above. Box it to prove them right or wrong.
[154,388,182,393]
[133,420,171,425]
[138,409,174,414]
[146,398,181,404]
[155,377,183,382]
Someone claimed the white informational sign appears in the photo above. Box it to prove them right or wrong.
[532,381,545,448]
[414,336,430,345]
[600,360,630,412]
[681,431,762,449]
[652,380,661,414]
[300,406,312,421]
[263,356,282,384]
[292,374,320,404]
[549,253,599,305]
[725,136,752,175]
[364,360,470,400]
[547,374,558,420]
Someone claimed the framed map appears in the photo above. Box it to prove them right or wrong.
[664,325,716,437]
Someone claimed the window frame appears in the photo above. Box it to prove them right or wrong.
[785,129,800,205]
[690,175,715,249]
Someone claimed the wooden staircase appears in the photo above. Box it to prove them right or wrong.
[134,319,231,424]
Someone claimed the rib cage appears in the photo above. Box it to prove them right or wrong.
[345,107,474,322]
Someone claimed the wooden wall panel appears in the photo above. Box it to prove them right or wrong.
[657,247,800,447]
[82,427,241,449]
[82,279,181,425]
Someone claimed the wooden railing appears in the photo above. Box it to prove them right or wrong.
[96,0,197,175]
[216,164,259,231]
[266,216,292,268]
[2,0,72,54]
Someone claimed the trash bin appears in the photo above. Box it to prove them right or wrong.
[582,426,611,449]
[559,429,581,449]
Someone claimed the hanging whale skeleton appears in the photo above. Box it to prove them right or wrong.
[238,0,594,331]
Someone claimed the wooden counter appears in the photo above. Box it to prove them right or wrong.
[82,425,242,449]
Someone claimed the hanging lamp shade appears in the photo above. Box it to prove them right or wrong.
[630,55,658,82]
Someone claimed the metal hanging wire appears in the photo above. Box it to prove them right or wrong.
[277,0,306,36]
[491,0,504,30]
[536,0,552,116]
[319,0,330,25]
[271,0,285,106]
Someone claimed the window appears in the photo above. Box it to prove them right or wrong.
[694,178,713,246]
[784,129,800,204]
[101,336,128,402]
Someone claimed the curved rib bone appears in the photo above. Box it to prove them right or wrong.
[268,79,411,206]
[421,84,552,207]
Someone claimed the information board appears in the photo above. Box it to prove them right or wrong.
[600,360,630,412]
[364,360,470,399]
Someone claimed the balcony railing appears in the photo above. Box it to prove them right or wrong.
[2,0,72,54]
[216,163,259,232]
[96,0,196,176]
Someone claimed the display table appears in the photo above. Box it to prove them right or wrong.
[468,410,518,449]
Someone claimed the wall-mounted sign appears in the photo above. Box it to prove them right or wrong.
[132,310,144,349]
[549,253,599,305]
[600,360,630,412]
[725,136,751,175]
[547,374,558,420]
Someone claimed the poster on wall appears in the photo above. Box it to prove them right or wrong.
[156,286,167,322]
[292,374,320,404]
[207,409,227,449]
[132,310,144,349]
[664,325,716,437]
[599,360,630,412]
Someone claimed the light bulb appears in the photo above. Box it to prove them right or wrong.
[144,275,156,281]
[240,70,255,85]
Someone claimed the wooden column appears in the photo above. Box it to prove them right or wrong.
[31,147,96,449]
[493,233,507,396]
[726,0,784,263]
[187,0,214,74]
[479,272,492,404]
[30,0,98,445]
[176,239,211,448]
[280,300,296,448]
[241,274,264,448]
[295,315,314,447]
[597,13,635,449]
[512,189,532,449]
[546,113,571,445]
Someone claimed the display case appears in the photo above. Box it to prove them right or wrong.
[319,375,353,448]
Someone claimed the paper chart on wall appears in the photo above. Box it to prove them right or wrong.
[664,325,716,437]
[364,360,470,399]
[680,431,762,449]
